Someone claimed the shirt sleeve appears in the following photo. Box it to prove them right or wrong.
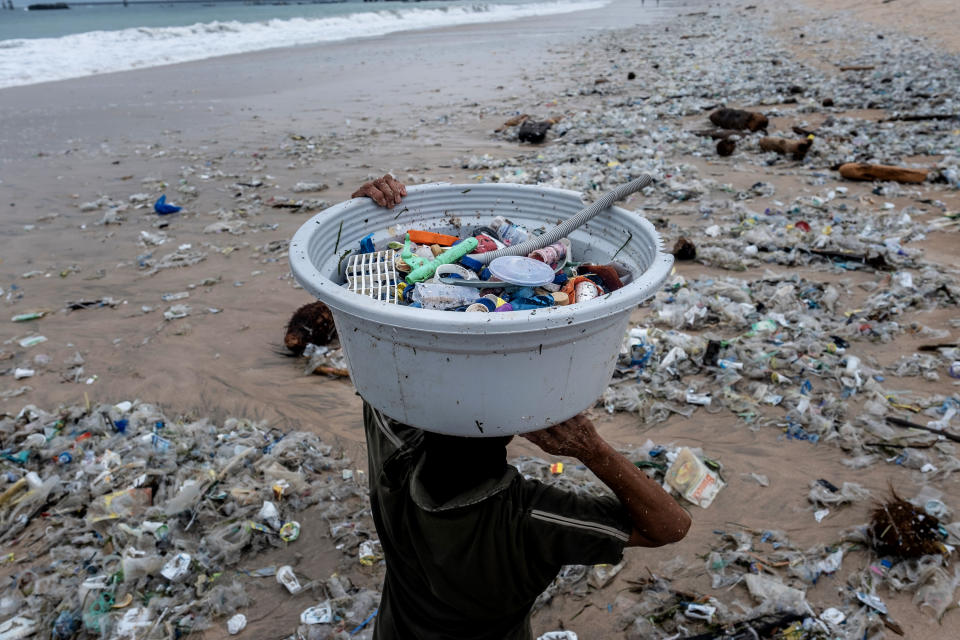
[520,480,633,568]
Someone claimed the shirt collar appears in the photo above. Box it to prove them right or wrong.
[409,455,518,512]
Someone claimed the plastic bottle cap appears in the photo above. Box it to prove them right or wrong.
[473,298,497,311]
[460,255,483,272]
[488,256,556,286]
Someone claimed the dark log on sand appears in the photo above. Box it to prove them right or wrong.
[759,136,813,160]
[709,108,768,132]
[838,163,928,184]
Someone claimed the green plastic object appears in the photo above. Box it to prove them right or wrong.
[403,235,478,284]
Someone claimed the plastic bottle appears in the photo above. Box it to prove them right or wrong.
[574,280,599,302]
[410,283,478,310]
[491,216,529,246]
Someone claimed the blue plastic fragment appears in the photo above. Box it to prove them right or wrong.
[359,233,375,254]
[460,255,483,272]
[350,608,378,635]
[113,418,128,433]
[154,194,182,214]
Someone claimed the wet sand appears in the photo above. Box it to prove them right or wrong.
[2,0,959,638]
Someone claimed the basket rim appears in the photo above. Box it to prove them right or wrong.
[289,182,673,335]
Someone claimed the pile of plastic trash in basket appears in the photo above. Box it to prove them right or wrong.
[344,220,632,311]
[0,401,382,639]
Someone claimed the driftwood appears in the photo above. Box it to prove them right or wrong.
[758,136,813,160]
[495,114,530,132]
[518,120,552,143]
[838,65,875,71]
[838,162,928,184]
[709,108,768,132]
[881,113,959,123]
[887,416,960,444]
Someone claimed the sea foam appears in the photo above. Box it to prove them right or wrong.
[0,1,608,89]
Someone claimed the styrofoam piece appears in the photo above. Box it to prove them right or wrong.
[289,183,672,436]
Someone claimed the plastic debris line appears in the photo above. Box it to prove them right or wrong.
[0,400,383,639]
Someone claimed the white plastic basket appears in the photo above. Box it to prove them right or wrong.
[289,183,672,436]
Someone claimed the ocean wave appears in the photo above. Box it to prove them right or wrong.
[0,0,609,89]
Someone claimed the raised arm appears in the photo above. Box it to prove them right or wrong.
[522,413,691,547]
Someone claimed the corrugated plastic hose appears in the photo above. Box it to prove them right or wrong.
[472,174,653,265]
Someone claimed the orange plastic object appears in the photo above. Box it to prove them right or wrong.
[407,230,458,246]
[561,276,605,304]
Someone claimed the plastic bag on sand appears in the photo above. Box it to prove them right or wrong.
[744,573,808,615]
[808,481,870,506]
[203,521,253,563]
[914,567,960,620]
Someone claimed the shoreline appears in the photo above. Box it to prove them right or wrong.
[0,0,667,167]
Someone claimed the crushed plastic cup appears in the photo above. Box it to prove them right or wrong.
[257,501,282,530]
[279,521,300,542]
[277,565,302,594]
[684,389,712,406]
[227,613,247,635]
[821,608,846,626]
[160,552,191,581]
[815,549,843,575]
[300,602,333,625]
[358,540,382,566]
[684,603,716,621]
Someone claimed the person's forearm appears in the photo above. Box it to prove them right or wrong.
[579,440,691,546]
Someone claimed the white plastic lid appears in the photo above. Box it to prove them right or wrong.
[488,256,556,286]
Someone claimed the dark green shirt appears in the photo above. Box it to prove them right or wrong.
[364,403,633,640]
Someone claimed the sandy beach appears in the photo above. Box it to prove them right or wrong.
[1,0,959,638]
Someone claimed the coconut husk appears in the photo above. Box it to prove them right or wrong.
[284,301,337,356]
[869,488,945,558]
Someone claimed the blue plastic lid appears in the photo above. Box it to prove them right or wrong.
[488,256,556,286]
[460,255,483,272]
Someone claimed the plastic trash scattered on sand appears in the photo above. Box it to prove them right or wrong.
[0,399,376,637]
